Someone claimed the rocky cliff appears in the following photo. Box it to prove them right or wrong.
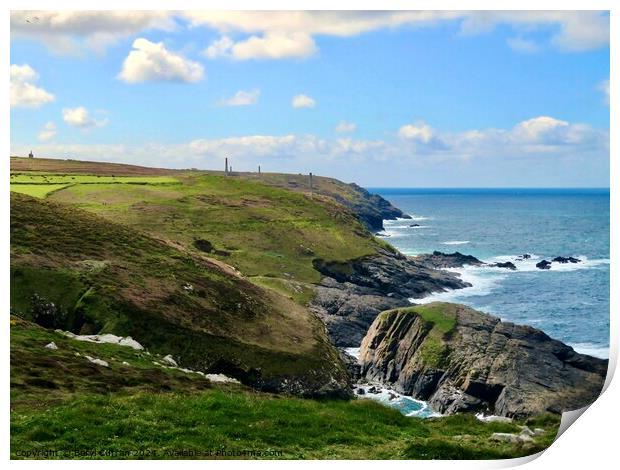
[309,249,470,347]
[360,302,607,417]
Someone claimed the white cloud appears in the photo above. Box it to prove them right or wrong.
[398,122,435,143]
[10,11,175,54]
[507,37,540,53]
[10,64,55,108]
[336,121,357,133]
[62,106,108,129]
[218,89,260,106]
[511,116,569,143]
[187,11,608,57]
[599,79,610,106]
[204,36,234,59]
[119,38,204,83]
[10,11,609,60]
[37,122,57,142]
[14,115,605,168]
[204,32,316,60]
[292,94,316,109]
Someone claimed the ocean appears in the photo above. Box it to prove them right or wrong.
[352,188,610,417]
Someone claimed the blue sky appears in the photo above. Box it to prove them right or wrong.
[10,11,610,186]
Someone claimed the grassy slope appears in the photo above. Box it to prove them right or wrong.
[10,192,347,392]
[11,318,559,460]
[48,173,385,285]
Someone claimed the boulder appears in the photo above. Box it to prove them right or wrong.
[488,261,517,270]
[359,302,607,418]
[536,260,552,270]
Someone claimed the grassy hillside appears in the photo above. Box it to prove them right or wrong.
[10,192,348,395]
[11,317,559,460]
[9,157,394,288]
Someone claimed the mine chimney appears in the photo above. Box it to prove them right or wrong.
[225,157,229,175]
[309,172,313,190]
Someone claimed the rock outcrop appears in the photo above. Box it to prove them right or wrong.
[359,302,607,418]
[345,183,411,231]
[414,251,484,269]
[309,248,470,347]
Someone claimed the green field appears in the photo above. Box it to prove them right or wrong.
[10,184,74,198]
[10,317,559,460]
[10,173,179,184]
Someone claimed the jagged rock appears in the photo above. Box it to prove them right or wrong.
[44,342,58,350]
[359,302,607,418]
[409,223,421,227]
[414,251,484,269]
[310,248,469,347]
[488,261,517,270]
[552,256,580,264]
[536,260,552,270]
[357,388,366,395]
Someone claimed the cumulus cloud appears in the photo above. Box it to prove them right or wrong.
[204,32,316,60]
[336,121,357,133]
[62,106,108,129]
[11,11,609,59]
[14,115,605,168]
[218,89,260,106]
[292,94,316,109]
[10,11,175,54]
[37,122,57,142]
[186,10,608,58]
[398,122,435,143]
[10,64,55,108]
[119,38,204,83]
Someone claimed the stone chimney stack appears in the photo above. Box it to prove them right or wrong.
[225,157,229,175]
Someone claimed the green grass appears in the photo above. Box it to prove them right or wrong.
[10,317,559,460]
[48,174,382,284]
[10,183,73,198]
[10,173,178,184]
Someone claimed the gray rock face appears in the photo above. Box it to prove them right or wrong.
[359,302,607,418]
[309,249,470,347]
[414,251,484,269]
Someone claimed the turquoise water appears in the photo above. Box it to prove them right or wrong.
[371,188,610,359]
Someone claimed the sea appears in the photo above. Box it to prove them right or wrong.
[350,188,610,418]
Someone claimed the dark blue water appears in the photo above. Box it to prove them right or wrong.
[371,188,610,358]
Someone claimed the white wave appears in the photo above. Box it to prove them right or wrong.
[344,347,361,360]
[355,383,440,418]
[410,215,430,221]
[569,343,609,359]
[442,240,470,245]
[490,254,609,272]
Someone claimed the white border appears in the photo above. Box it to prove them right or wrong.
[2,1,616,468]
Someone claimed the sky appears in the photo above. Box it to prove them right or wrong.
[9,11,610,187]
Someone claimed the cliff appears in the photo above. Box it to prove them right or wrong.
[360,302,607,418]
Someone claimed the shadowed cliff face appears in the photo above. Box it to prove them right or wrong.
[360,302,608,418]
